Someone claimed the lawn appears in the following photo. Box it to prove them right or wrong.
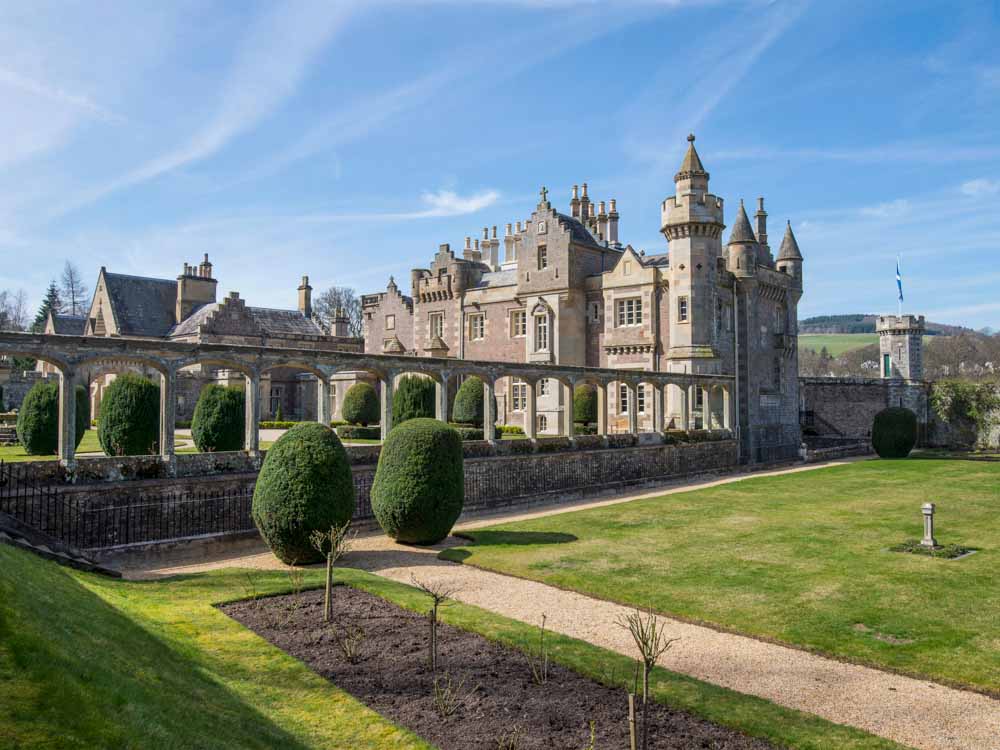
[0,430,239,462]
[0,545,904,750]
[442,458,1000,694]
[797,333,877,355]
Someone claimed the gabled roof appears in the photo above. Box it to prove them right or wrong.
[727,200,758,245]
[472,269,517,289]
[777,221,803,261]
[49,313,87,335]
[102,271,178,337]
[168,303,326,338]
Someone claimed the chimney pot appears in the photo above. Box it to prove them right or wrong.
[572,184,579,199]
[491,225,497,239]
[465,236,471,249]
[505,222,512,236]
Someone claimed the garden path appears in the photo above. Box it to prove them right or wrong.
[123,459,999,750]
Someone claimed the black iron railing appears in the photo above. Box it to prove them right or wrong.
[0,460,83,548]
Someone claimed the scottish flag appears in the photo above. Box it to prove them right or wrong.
[896,257,903,303]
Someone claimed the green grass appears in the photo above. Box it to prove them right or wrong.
[442,458,1000,694]
[0,545,904,750]
[798,333,878,355]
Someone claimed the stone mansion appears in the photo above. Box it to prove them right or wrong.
[362,135,805,462]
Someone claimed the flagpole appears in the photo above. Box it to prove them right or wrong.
[896,254,903,316]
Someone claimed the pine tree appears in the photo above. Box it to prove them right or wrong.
[32,281,63,332]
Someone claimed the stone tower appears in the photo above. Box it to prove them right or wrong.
[660,134,725,374]
[877,314,924,380]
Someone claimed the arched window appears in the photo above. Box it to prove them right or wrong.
[537,414,548,432]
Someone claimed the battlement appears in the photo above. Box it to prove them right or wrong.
[876,314,925,334]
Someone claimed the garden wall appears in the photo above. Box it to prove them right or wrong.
[8,439,738,555]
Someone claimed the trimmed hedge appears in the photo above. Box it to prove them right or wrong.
[371,418,463,545]
[573,384,597,425]
[191,384,245,452]
[97,373,160,457]
[391,375,436,425]
[336,425,381,441]
[499,425,525,436]
[872,407,917,459]
[448,423,500,441]
[259,420,299,429]
[452,376,496,428]
[16,382,89,455]
[251,422,356,564]
[342,382,379,426]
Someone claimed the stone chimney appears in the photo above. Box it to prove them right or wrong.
[597,200,608,241]
[755,197,768,248]
[332,307,350,337]
[579,183,590,223]
[298,275,312,318]
[570,184,581,218]
[608,198,620,244]
[176,254,218,323]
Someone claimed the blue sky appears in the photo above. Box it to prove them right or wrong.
[2,0,999,328]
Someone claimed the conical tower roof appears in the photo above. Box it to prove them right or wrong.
[674,133,708,181]
[777,221,803,261]
[727,199,757,245]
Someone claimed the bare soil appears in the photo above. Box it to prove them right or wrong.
[221,586,774,750]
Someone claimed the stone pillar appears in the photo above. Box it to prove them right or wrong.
[483,378,497,444]
[525,380,537,439]
[921,503,937,547]
[435,371,450,423]
[627,382,638,434]
[159,368,176,471]
[652,384,664,433]
[380,371,395,440]
[596,382,608,436]
[679,385,689,430]
[245,371,261,456]
[702,385,710,430]
[316,375,331,425]
[563,380,575,437]
[57,368,77,468]
[723,387,732,430]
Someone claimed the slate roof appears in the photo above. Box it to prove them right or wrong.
[727,200,758,245]
[169,303,326,338]
[103,272,178,337]
[50,314,87,335]
[777,221,803,261]
[554,213,603,248]
[640,253,670,268]
[473,269,518,289]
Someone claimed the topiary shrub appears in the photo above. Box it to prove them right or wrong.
[371,418,463,545]
[336,424,381,441]
[191,384,245,452]
[452,376,496,427]
[16,381,89,455]
[342,382,379,426]
[252,422,355,564]
[573,384,597,425]
[872,407,918,458]
[97,373,160,456]
[391,375,436,425]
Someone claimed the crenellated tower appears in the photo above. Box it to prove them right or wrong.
[660,134,725,373]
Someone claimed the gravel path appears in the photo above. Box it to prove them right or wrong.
[122,460,999,750]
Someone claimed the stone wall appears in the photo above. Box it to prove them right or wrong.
[10,440,737,553]
[799,377,930,442]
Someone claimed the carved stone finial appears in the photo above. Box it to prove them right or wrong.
[688,133,696,142]
[540,185,548,203]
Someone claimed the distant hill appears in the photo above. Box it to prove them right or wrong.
[798,314,973,337]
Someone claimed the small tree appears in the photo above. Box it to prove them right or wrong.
[618,608,679,750]
[391,375,436,425]
[16,382,89,455]
[573,384,597,425]
[97,373,160,456]
[411,575,459,673]
[309,520,356,622]
[342,382,379,426]
[452,376,497,428]
[60,261,89,317]
[31,281,62,332]
[191,384,245,452]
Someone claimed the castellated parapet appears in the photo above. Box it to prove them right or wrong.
[877,314,925,381]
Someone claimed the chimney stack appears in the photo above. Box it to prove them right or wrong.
[571,184,581,218]
[597,200,608,242]
[608,198,620,244]
[755,197,768,248]
[332,307,350,337]
[298,275,312,318]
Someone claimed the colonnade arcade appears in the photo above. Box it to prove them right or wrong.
[0,332,735,467]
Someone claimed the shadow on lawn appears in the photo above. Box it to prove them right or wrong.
[453,530,578,546]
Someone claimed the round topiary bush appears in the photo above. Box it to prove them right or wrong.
[251,422,355,564]
[191,384,245,452]
[451,376,497,427]
[391,374,436,425]
[342,382,379,426]
[872,407,918,458]
[97,373,160,456]
[16,381,90,455]
[371,418,463,545]
[573,384,597,425]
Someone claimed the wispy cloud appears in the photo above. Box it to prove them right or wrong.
[53,0,355,217]
[297,188,500,223]
[859,199,910,219]
[960,178,1000,197]
[713,143,1000,164]
[0,66,120,122]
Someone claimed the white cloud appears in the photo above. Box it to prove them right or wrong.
[53,0,355,217]
[859,199,910,219]
[960,178,1000,197]
[0,66,119,122]
[296,189,501,223]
